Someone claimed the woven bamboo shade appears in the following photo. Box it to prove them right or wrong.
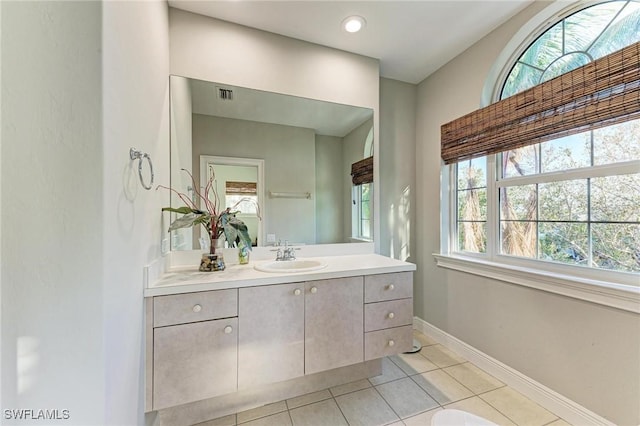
[225,181,257,195]
[351,156,373,185]
[441,42,640,164]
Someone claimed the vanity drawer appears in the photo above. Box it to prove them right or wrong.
[364,325,413,360]
[154,289,238,327]
[364,272,412,303]
[364,299,413,332]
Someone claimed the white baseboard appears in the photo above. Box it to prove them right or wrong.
[413,316,615,426]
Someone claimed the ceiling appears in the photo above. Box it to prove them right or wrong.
[187,77,373,137]
[168,0,534,84]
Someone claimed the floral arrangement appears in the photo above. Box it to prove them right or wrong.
[158,168,255,255]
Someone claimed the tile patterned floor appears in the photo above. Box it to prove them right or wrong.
[195,331,571,426]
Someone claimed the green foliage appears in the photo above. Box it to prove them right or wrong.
[161,206,253,251]
[218,210,253,249]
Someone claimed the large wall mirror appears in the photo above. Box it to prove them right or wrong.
[169,75,374,250]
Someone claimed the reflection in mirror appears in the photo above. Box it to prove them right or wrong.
[169,75,374,249]
[200,155,264,247]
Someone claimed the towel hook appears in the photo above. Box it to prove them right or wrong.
[130,148,154,190]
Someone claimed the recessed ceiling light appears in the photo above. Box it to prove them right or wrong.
[342,16,366,33]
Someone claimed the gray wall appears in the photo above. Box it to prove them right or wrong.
[315,135,345,244]
[379,78,417,261]
[193,114,317,244]
[413,2,640,424]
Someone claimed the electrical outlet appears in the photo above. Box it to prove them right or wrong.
[267,234,276,243]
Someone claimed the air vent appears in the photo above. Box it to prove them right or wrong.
[216,86,234,101]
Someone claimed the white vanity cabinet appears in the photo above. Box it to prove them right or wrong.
[364,272,414,360]
[304,277,364,374]
[151,289,238,410]
[238,282,305,388]
[145,262,415,415]
[237,277,363,385]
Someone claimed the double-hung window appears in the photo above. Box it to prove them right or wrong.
[446,1,640,292]
[354,182,372,240]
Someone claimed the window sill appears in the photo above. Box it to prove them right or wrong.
[433,254,640,313]
[350,237,373,243]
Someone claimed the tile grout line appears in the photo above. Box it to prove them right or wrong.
[405,372,449,410]
[227,346,556,426]
[286,407,294,426]
[330,394,353,426]
[476,391,527,426]
[370,380,404,423]
[436,363,488,397]
[376,378,441,424]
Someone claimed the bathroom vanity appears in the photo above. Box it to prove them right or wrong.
[144,253,415,424]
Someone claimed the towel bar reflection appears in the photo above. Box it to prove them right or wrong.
[269,191,311,199]
[130,148,154,190]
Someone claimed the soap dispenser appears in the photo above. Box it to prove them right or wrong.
[238,240,250,265]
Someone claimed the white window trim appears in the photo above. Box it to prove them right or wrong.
[497,160,640,187]
[439,1,640,313]
[442,156,640,314]
[433,253,640,314]
[352,184,373,242]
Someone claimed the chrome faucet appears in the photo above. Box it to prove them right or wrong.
[275,240,297,261]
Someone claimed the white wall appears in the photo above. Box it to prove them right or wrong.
[415,2,640,424]
[169,75,193,250]
[102,1,170,424]
[193,115,316,244]
[168,8,382,249]
[169,8,378,111]
[1,0,4,408]
[1,2,105,423]
[1,1,169,424]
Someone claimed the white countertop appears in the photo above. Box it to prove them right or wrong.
[145,254,416,297]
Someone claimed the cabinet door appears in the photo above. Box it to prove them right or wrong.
[238,282,305,389]
[305,277,364,375]
[153,318,237,410]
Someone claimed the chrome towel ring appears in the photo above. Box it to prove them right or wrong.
[130,148,154,190]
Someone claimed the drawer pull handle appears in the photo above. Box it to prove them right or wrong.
[192,304,202,313]
[387,284,395,291]
[388,312,395,319]
[310,287,318,294]
[224,325,233,334]
[388,340,395,347]
[294,289,301,296]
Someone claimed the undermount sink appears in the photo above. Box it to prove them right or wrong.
[254,259,328,273]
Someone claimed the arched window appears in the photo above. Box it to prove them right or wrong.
[502,1,640,98]
[454,1,640,276]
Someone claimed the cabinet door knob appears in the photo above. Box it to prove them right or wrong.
[224,325,233,334]
[310,287,318,294]
[388,312,395,319]
[294,288,301,296]
[388,340,395,347]
[192,304,202,313]
[387,284,395,291]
